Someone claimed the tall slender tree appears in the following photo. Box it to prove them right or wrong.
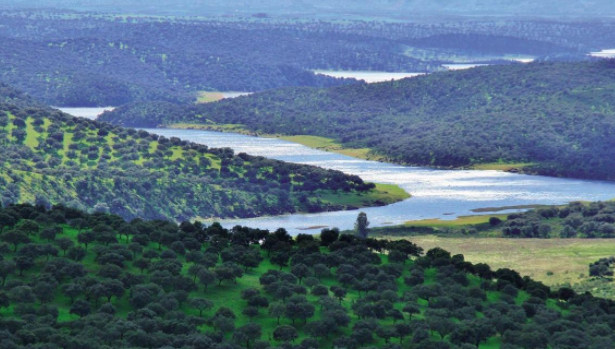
[355,212,370,239]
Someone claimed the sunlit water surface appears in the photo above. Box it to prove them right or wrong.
[144,129,615,234]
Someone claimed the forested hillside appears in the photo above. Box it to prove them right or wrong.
[0,22,356,106]
[406,34,570,56]
[0,203,614,349]
[0,12,439,106]
[105,60,615,180]
[1,11,605,106]
[0,83,399,221]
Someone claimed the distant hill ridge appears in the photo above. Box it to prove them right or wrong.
[3,0,615,17]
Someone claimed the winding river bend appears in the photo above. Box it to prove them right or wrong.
[56,108,615,233]
[143,129,615,234]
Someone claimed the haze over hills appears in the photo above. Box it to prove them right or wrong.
[3,9,615,107]
[3,0,615,17]
[102,60,615,181]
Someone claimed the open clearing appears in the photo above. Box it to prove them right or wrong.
[388,236,615,286]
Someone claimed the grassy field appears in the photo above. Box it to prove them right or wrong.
[381,235,615,287]
[402,214,508,228]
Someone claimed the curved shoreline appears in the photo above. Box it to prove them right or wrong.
[166,122,534,174]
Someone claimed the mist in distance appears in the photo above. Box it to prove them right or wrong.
[3,0,615,18]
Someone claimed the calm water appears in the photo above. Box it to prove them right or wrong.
[144,128,615,234]
[221,92,253,99]
[589,49,615,58]
[442,64,490,71]
[313,70,424,83]
[57,107,115,120]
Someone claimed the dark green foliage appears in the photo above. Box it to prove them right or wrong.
[503,201,615,239]
[121,60,615,180]
[0,13,441,106]
[589,257,615,278]
[355,212,370,239]
[320,228,340,247]
[273,325,299,342]
[2,203,615,349]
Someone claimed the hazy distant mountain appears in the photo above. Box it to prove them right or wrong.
[3,0,615,17]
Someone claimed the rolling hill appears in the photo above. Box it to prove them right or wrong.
[0,83,403,221]
[0,203,613,349]
[102,60,615,180]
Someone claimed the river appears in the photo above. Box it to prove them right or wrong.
[57,107,115,120]
[141,128,615,234]
[589,49,615,58]
[313,70,424,83]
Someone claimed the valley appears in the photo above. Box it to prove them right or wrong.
[0,90,400,222]
[4,5,615,349]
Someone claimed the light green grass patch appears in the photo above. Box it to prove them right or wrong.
[278,135,386,162]
[471,162,534,171]
[404,214,508,227]
[395,236,615,286]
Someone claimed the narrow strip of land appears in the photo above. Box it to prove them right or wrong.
[168,123,534,173]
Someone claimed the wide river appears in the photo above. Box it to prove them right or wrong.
[142,128,615,234]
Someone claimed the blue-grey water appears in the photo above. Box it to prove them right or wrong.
[58,107,115,120]
[143,129,615,234]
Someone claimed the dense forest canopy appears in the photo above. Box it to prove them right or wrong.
[500,201,615,240]
[4,0,615,17]
[1,203,615,349]
[105,60,615,180]
[0,82,392,221]
[1,10,612,106]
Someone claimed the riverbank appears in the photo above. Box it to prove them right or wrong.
[304,183,411,211]
[148,127,615,233]
[364,213,509,239]
[167,122,534,173]
[168,123,387,161]
[197,184,411,222]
